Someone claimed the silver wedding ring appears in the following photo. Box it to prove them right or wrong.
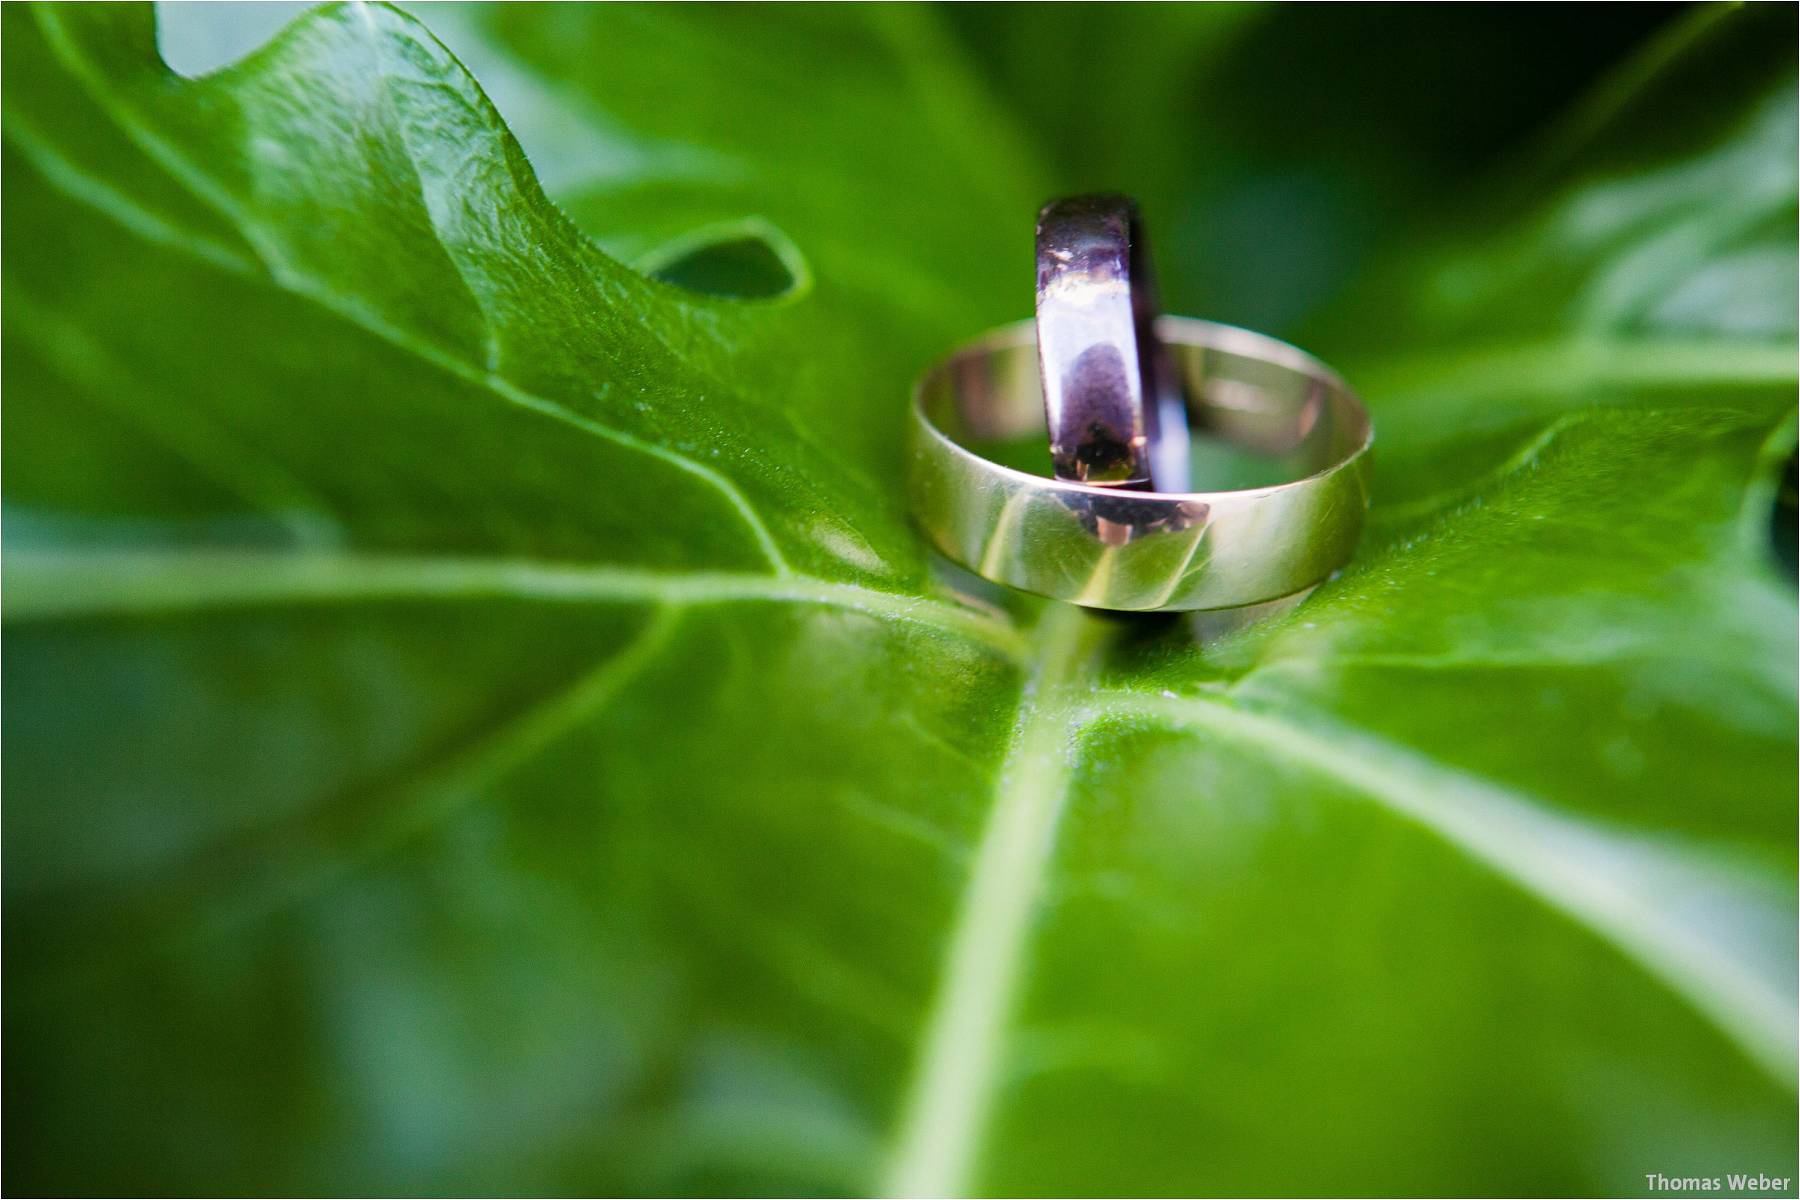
[908,195,1372,613]
[1035,195,1191,491]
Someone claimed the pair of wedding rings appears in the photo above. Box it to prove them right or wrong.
[907,195,1372,614]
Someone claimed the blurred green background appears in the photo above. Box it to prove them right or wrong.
[4,3,1796,1196]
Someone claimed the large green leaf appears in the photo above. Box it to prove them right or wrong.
[4,3,1794,1195]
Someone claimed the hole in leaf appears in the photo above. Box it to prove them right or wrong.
[641,221,806,300]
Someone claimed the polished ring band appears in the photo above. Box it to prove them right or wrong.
[1035,194,1189,491]
[909,317,1373,613]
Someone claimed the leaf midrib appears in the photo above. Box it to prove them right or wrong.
[882,603,1103,1197]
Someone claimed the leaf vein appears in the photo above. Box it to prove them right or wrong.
[1098,690,1798,1090]
[24,8,793,574]
[2,549,1028,662]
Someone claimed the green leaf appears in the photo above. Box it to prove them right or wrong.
[4,3,1794,1196]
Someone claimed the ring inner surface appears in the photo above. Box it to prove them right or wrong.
[924,321,1365,492]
